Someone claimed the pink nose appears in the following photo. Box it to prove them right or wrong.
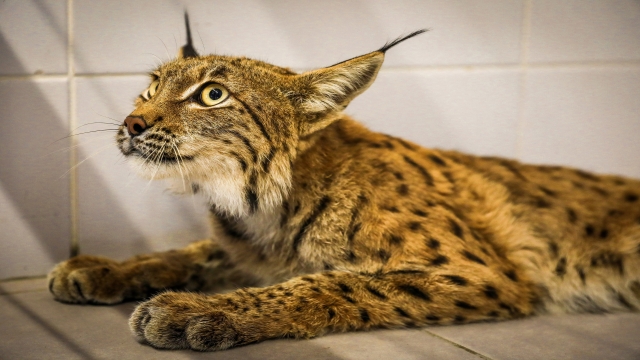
[124,116,147,136]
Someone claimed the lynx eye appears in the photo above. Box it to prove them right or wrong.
[200,83,229,106]
[148,80,160,97]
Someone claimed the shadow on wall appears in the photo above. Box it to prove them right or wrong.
[0,34,150,279]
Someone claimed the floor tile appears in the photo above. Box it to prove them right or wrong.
[428,313,640,360]
[0,289,478,360]
[0,277,47,295]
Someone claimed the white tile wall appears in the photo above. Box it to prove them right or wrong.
[350,69,522,157]
[0,0,68,75]
[0,79,70,279]
[520,67,640,178]
[1,0,639,279]
[73,0,524,73]
[528,0,640,63]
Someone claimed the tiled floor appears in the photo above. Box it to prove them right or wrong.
[1,278,639,360]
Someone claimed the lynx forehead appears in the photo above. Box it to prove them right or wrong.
[49,14,640,352]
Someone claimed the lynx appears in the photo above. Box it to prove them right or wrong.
[48,15,640,351]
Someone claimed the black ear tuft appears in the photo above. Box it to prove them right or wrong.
[180,12,199,58]
[378,29,429,53]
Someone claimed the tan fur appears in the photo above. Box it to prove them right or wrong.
[48,30,640,351]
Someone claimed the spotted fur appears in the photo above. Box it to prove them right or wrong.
[48,19,640,351]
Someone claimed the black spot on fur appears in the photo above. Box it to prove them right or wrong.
[454,315,466,323]
[359,308,370,323]
[487,311,500,317]
[428,154,447,166]
[408,221,422,231]
[341,295,356,304]
[292,196,331,252]
[496,160,527,180]
[534,197,551,208]
[394,137,417,151]
[345,250,357,262]
[449,218,464,239]
[384,206,400,213]
[397,184,409,196]
[378,249,391,262]
[426,315,441,322]
[608,209,622,217]
[591,186,609,197]
[462,250,486,266]
[585,224,595,237]
[301,277,315,283]
[338,283,353,293]
[389,234,404,246]
[617,293,636,310]
[539,186,557,197]
[548,241,559,258]
[576,266,586,284]
[575,170,600,182]
[327,308,335,320]
[221,129,258,163]
[484,285,499,299]
[566,208,577,223]
[207,250,227,261]
[455,301,477,310]
[365,285,387,300]
[402,155,434,186]
[235,99,272,143]
[412,209,428,217]
[599,229,609,239]
[398,285,431,301]
[395,307,411,318]
[427,238,440,250]
[555,257,567,277]
[591,252,624,275]
[245,186,259,213]
[442,275,467,286]
[73,280,84,300]
[430,255,449,267]
[504,270,518,282]
[624,192,638,202]
[261,147,276,173]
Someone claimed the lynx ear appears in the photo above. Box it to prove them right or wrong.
[297,51,384,114]
[292,30,427,136]
[178,12,199,59]
[295,30,428,114]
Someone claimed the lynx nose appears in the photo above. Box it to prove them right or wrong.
[124,116,147,136]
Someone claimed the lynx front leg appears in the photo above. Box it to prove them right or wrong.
[47,239,246,304]
[130,268,538,351]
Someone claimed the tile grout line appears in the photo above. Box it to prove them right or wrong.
[1,61,639,82]
[67,0,79,258]
[515,0,533,160]
[422,330,494,360]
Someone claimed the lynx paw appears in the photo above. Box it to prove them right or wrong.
[129,292,242,351]
[47,255,126,304]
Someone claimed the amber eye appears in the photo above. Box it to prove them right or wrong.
[200,83,229,106]
[148,80,160,97]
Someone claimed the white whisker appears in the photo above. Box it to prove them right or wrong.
[59,142,114,179]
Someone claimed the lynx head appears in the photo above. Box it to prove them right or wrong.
[116,13,425,217]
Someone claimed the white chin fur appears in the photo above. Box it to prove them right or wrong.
[125,153,249,217]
